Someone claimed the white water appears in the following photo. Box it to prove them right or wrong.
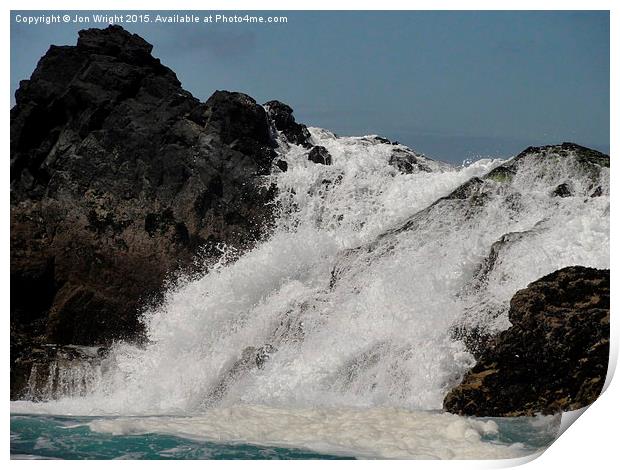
[11,128,609,458]
[85,406,539,459]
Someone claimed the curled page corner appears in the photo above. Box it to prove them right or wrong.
[557,407,588,439]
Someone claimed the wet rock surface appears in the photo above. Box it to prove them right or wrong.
[444,266,610,417]
[263,100,312,148]
[511,142,609,169]
[11,338,108,401]
[308,145,333,165]
[10,26,300,397]
[388,148,432,173]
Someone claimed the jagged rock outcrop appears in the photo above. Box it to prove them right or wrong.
[444,266,610,416]
[484,142,609,190]
[11,343,108,401]
[263,100,312,148]
[10,26,292,397]
[388,147,432,173]
[308,145,332,165]
[552,182,573,198]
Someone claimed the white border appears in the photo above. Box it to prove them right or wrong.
[3,1,616,469]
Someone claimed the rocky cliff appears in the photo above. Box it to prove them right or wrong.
[444,266,610,416]
[10,26,312,398]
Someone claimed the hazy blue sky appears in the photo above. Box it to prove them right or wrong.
[11,11,609,163]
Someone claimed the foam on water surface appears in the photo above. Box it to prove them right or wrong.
[11,407,560,460]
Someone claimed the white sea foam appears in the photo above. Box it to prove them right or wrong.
[83,405,530,460]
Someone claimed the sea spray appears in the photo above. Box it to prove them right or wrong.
[12,130,609,421]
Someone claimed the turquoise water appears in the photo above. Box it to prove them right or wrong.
[486,416,560,450]
[10,415,351,460]
[10,413,559,460]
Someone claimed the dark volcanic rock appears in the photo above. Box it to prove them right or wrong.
[512,142,609,169]
[373,135,392,144]
[552,182,573,198]
[10,26,283,397]
[444,266,609,416]
[388,148,432,174]
[484,143,609,185]
[308,145,333,165]
[275,160,288,172]
[263,100,312,148]
[11,342,108,401]
[201,91,276,169]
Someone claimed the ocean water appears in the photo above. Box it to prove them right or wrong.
[10,126,609,459]
[10,414,350,460]
[10,411,560,460]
